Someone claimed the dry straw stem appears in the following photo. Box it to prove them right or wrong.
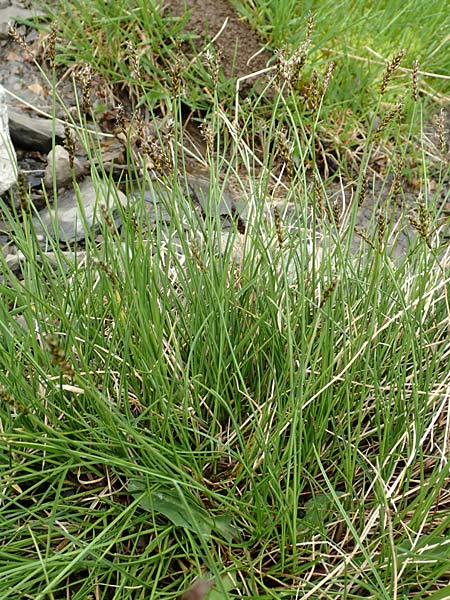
[3,87,114,138]
[436,108,448,155]
[412,58,419,101]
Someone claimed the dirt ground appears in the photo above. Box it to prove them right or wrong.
[164,0,273,85]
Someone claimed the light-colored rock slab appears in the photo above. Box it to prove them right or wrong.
[33,177,128,243]
[44,145,85,189]
[0,84,17,195]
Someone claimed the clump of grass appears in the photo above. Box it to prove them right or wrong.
[1,1,450,598]
[1,76,450,598]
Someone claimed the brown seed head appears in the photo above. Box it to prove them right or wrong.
[46,23,57,69]
[358,173,367,208]
[126,41,141,80]
[17,170,30,215]
[64,122,76,169]
[77,64,93,114]
[377,211,386,249]
[171,40,184,98]
[322,61,335,98]
[115,103,127,136]
[45,334,74,377]
[273,205,284,248]
[0,385,27,414]
[380,49,406,95]
[277,129,294,181]
[9,25,34,59]
[374,96,405,140]
[93,257,118,286]
[314,176,325,218]
[200,121,214,155]
[390,157,404,204]
[410,200,432,248]
[306,69,320,114]
[320,278,337,308]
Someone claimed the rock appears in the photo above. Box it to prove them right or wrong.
[1,244,86,284]
[184,170,244,218]
[0,83,17,195]
[8,108,65,152]
[44,145,85,189]
[33,177,128,243]
[135,170,247,232]
[140,178,202,229]
[0,0,45,39]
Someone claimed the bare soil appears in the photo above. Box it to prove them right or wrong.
[164,0,272,85]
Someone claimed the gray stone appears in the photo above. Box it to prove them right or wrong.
[0,0,44,39]
[184,171,244,218]
[140,178,202,229]
[8,108,65,152]
[44,145,85,189]
[33,177,128,243]
[1,245,86,284]
[137,170,247,232]
[0,83,17,195]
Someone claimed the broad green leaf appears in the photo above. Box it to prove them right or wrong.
[213,514,241,542]
[128,479,212,536]
[298,493,333,531]
[128,479,239,541]
[207,572,237,600]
